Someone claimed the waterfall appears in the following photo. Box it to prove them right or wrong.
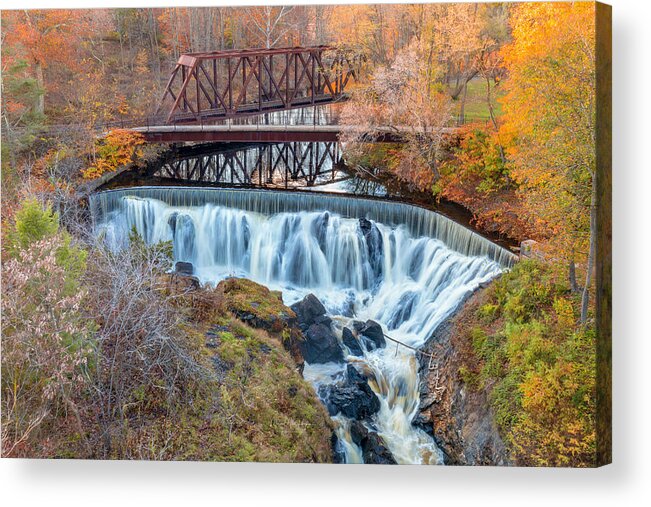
[91,186,517,267]
[90,186,509,464]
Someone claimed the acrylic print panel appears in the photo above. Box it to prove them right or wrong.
[0,1,611,467]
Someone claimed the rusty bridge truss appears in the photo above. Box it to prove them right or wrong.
[156,46,361,125]
[152,141,345,187]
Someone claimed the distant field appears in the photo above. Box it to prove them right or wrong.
[451,77,505,123]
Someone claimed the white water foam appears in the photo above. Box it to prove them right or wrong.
[92,188,506,464]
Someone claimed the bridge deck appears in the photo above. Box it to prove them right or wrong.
[165,95,342,124]
[133,124,342,142]
[132,124,457,143]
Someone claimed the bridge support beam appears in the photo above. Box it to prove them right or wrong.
[140,129,340,144]
[153,142,343,188]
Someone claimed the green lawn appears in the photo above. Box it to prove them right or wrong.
[451,77,505,123]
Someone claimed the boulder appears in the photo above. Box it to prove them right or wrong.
[220,278,296,332]
[168,264,200,291]
[412,412,434,436]
[331,432,346,464]
[301,322,344,364]
[350,420,369,447]
[311,212,330,252]
[291,294,329,331]
[342,327,364,357]
[359,218,384,280]
[174,261,194,276]
[322,365,380,419]
[353,319,386,350]
[348,420,396,464]
[216,278,304,371]
[168,212,178,234]
[290,294,343,364]
[361,432,397,465]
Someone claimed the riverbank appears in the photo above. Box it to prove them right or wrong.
[417,282,511,465]
[1,198,333,461]
[418,260,597,467]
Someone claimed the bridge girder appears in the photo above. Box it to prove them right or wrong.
[154,141,343,188]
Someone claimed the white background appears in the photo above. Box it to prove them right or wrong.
[1,0,649,505]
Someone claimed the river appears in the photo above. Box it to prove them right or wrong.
[90,181,515,464]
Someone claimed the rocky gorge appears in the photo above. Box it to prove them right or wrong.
[92,186,516,464]
[200,270,510,465]
[416,286,510,465]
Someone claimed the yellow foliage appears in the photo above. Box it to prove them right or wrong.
[498,2,596,264]
[467,260,596,466]
[82,129,145,180]
[553,297,575,329]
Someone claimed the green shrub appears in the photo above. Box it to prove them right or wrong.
[5,197,87,295]
[465,259,596,466]
[6,197,59,254]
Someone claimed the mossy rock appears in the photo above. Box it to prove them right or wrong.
[99,310,332,463]
[219,277,296,333]
[188,316,333,463]
[218,277,305,368]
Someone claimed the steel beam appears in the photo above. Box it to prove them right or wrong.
[155,141,344,188]
[141,130,341,143]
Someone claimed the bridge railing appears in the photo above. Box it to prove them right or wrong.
[448,113,494,127]
[1,108,493,142]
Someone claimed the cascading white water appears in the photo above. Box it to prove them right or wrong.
[91,187,512,464]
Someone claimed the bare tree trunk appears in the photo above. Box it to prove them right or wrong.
[450,67,478,100]
[459,81,468,124]
[218,9,226,50]
[175,8,184,59]
[485,74,507,165]
[147,9,162,86]
[314,6,327,44]
[581,179,597,323]
[35,61,45,115]
[372,5,387,63]
[486,75,498,130]
[569,258,579,293]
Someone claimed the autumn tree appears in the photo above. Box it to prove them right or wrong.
[81,129,145,180]
[499,2,596,322]
[242,6,297,49]
[424,3,509,120]
[2,10,92,116]
[327,5,393,63]
[340,40,451,191]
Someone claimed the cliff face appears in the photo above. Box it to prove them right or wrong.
[417,284,511,466]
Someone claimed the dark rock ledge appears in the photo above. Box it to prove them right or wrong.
[416,282,511,466]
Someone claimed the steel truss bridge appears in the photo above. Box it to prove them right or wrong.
[155,46,361,125]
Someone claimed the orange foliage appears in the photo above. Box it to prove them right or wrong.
[3,10,92,97]
[498,2,596,262]
[82,130,145,180]
[4,10,78,68]
[437,124,531,240]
